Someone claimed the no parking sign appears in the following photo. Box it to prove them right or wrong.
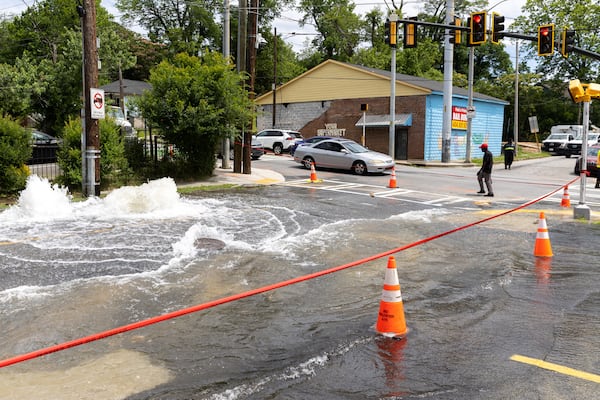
[90,88,105,119]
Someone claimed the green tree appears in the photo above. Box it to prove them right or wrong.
[0,117,31,195]
[138,52,253,176]
[0,57,47,119]
[116,0,222,56]
[512,0,600,81]
[0,0,137,135]
[297,0,363,60]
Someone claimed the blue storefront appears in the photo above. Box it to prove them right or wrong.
[423,92,507,161]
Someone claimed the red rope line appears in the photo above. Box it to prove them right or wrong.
[0,177,580,369]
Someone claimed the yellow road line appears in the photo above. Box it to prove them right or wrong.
[510,354,600,383]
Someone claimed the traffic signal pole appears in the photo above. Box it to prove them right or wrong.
[441,0,455,163]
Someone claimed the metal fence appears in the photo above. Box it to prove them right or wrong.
[27,145,60,180]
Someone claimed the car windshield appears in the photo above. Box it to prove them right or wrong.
[107,107,125,120]
[343,141,369,153]
[289,132,303,139]
[587,147,600,157]
[547,134,569,140]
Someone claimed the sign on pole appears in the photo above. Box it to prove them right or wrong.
[90,88,105,119]
[528,116,539,133]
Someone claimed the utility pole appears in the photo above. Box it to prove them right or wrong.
[221,0,231,169]
[79,0,100,196]
[272,27,277,127]
[441,0,454,162]
[514,40,519,155]
[388,14,398,160]
[244,0,259,175]
[465,47,474,163]
[235,0,247,174]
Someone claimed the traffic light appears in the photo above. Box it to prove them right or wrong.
[491,12,504,44]
[449,17,462,45]
[561,28,575,57]
[470,11,486,45]
[384,18,397,47]
[538,24,554,56]
[403,17,417,48]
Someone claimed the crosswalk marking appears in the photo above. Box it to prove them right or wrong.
[281,179,471,207]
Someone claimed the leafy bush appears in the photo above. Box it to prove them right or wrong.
[139,52,253,177]
[56,117,136,191]
[0,117,31,195]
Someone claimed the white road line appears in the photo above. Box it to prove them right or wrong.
[281,180,473,207]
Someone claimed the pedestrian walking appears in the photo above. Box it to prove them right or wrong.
[503,137,515,169]
[477,143,494,197]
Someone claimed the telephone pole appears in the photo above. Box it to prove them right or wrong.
[79,0,101,196]
[244,0,259,175]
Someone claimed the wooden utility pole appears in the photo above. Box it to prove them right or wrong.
[80,0,101,196]
[244,0,259,175]
[234,0,247,174]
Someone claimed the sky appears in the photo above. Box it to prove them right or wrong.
[1,0,528,59]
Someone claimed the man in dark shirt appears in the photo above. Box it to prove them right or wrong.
[503,138,515,169]
[477,143,494,197]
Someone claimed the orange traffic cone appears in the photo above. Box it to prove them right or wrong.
[533,212,553,257]
[375,256,408,338]
[388,169,397,188]
[308,162,322,183]
[560,186,571,208]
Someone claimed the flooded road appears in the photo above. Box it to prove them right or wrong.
[0,175,598,399]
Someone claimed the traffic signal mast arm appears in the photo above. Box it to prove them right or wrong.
[396,19,600,61]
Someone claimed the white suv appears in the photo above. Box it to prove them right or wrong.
[255,129,303,155]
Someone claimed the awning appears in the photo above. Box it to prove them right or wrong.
[355,113,412,127]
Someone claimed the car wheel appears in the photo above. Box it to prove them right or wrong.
[302,156,315,170]
[352,161,368,175]
[273,143,283,155]
[565,152,571,158]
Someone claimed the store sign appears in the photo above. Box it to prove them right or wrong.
[451,106,467,130]
[317,123,346,137]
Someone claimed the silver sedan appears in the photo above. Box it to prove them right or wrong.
[293,138,395,175]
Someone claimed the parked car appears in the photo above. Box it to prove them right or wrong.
[250,139,265,159]
[254,129,303,155]
[290,135,333,156]
[574,144,600,177]
[293,137,395,175]
[218,139,264,160]
[563,133,600,158]
[541,132,575,154]
[31,130,59,145]
[29,130,60,164]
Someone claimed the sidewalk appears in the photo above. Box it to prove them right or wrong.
[178,166,286,188]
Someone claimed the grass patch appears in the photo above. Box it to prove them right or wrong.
[177,184,240,194]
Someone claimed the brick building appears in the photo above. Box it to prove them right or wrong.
[254,59,507,161]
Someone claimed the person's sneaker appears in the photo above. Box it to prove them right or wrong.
[477,190,485,194]
[485,193,494,197]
